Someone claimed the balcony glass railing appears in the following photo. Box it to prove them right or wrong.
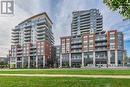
[72,25,77,29]
[95,43,107,46]
[95,38,106,41]
[95,48,107,51]
[80,15,90,18]
[12,34,19,37]
[71,50,82,53]
[80,19,90,23]
[24,38,31,41]
[30,54,36,56]
[37,29,44,32]
[17,55,22,57]
[80,25,90,29]
[12,31,19,34]
[71,41,82,44]
[37,20,46,24]
[24,32,31,35]
[71,45,82,48]
[12,40,19,43]
[37,32,45,36]
[37,36,45,39]
[12,37,19,40]
[30,50,36,52]
[24,35,31,38]
[24,28,31,31]
[95,56,107,59]
[80,26,90,30]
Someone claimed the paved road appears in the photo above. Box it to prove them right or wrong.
[0,74,130,79]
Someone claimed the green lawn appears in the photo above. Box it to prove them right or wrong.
[0,76,129,87]
[0,69,130,75]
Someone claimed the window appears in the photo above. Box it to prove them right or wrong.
[89,37,93,40]
[89,42,93,45]
[110,34,115,38]
[110,45,115,49]
[110,39,114,43]
[62,39,65,43]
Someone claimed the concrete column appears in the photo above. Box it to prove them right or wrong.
[123,51,125,67]
[115,50,118,66]
[82,52,84,67]
[28,56,30,68]
[93,51,95,67]
[36,56,38,68]
[60,54,62,68]
[43,55,45,68]
[107,50,111,65]
[22,57,24,68]
[15,57,17,68]
[69,53,71,67]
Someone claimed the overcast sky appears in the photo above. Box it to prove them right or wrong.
[0,0,130,57]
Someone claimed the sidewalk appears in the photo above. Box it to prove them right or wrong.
[0,74,130,79]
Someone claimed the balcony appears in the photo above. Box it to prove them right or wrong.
[12,34,19,37]
[12,37,19,40]
[71,45,82,49]
[96,17,102,21]
[71,49,82,53]
[95,38,106,41]
[17,51,22,55]
[72,27,77,31]
[24,31,31,35]
[72,23,77,27]
[24,28,31,31]
[17,48,22,51]
[12,40,19,43]
[80,26,90,30]
[24,34,31,38]
[37,20,46,25]
[80,24,90,28]
[30,48,36,52]
[24,24,32,28]
[71,41,82,45]
[80,13,90,18]
[37,32,45,36]
[12,31,19,34]
[80,18,90,23]
[95,43,107,46]
[30,53,36,56]
[37,36,45,40]
[96,21,102,25]
[96,28,103,31]
[30,46,36,49]
[96,24,102,28]
[95,56,107,59]
[95,48,107,51]
[80,21,90,25]
[72,19,78,22]
[24,38,31,42]
[37,24,48,30]
[37,28,45,32]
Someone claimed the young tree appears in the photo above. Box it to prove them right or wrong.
[103,0,130,19]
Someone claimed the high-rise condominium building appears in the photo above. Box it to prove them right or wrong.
[71,9,103,36]
[60,9,124,68]
[9,13,54,68]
